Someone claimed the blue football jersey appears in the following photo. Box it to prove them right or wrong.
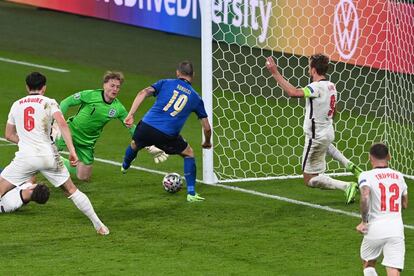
[142,78,208,136]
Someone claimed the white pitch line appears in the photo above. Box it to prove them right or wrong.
[1,137,413,230]
[0,138,15,144]
[219,171,353,182]
[0,57,69,73]
[0,144,16,147]
[70,151,414,230]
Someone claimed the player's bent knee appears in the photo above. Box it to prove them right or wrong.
[0,177,15,196]
[385,267,400,276]
[130,140,137,150]
[77,173,90,182]
[181,146,194,158]
[76,164,92,181]
[61,179,78,196]
[363,260,377,268]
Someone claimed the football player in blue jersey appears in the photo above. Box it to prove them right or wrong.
[121,61,212,202]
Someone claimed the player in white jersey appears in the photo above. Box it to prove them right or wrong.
[356,143,408,276]
[0,182,49,213]
[0,72,109,235]
[266,54,362,204]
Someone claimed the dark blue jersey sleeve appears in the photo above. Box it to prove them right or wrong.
[151,79,166,96]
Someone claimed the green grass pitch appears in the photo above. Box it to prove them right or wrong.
[0,1,413,275]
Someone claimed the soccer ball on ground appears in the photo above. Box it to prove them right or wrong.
[162,173,182,193]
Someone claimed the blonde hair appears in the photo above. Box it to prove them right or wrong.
[103,71,124,84]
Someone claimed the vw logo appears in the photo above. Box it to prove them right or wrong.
[334,0,360,60]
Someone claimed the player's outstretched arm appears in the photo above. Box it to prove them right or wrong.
[53,111,79,167]
[124,87,155,127]
[118,104,137,136]
[60,93,83,116]
[5,123,19,144]
[265,57,304,98]
[200,118,212,149]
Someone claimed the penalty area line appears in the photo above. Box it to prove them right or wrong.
[0,57,70,73]
[1,137,413,231]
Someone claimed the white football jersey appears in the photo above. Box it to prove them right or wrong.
[302,80,336,138]
[7,94,61,157]
[358,168,408,239]
[0,183,34,213]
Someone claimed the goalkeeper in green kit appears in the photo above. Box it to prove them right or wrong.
[54,71,168,181]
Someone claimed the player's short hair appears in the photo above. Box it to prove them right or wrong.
[370,143,389,160]
[310,54,329,76]
[31,183,50,204]
[103,71,124,84]
[177,61,194,77]
[26,72,46,91]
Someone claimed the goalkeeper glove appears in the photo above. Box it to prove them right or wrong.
[145,146,169,164]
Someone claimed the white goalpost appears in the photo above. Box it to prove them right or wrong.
[202,0,414,184]
[201,0,216,184]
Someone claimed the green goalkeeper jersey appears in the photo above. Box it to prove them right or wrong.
[60,89,134,147]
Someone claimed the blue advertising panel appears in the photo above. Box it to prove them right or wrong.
[9,0,201,37]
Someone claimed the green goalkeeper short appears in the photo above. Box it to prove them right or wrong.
[56,137,94,165]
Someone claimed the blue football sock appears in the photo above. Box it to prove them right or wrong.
[123,145,138,169]
[0,167,2,174]
[184,157,196,196]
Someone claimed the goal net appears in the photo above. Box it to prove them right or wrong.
[202,0,414,183]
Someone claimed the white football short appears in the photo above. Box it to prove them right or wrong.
[1,154,69,187]
[361,237,405,270]
[302,132,334,174]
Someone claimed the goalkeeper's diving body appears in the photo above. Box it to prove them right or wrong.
[121,61,212,202]
[55,71,168,181]
[266,54,362,204]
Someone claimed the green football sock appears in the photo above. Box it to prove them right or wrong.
[61,156,77,175]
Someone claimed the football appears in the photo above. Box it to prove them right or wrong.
[162,173,182,193]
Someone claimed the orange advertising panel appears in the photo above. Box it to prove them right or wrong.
[213,0,413,74]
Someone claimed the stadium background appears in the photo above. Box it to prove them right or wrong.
[0,0,413,274]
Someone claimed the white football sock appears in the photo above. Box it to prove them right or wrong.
[308,175,349,191]
[0,188,24,213]
[69,189,104,230]
[363,267,378,276]
[327,144,350,167]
